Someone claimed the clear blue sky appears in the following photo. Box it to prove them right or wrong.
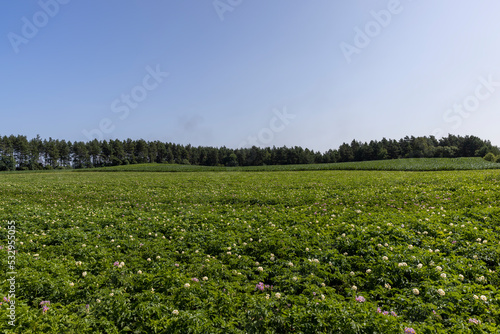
[2,0,499,152]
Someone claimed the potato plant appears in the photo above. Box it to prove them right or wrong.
[0,170,499,333]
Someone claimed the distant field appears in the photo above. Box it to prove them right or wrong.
[75,157,500,173]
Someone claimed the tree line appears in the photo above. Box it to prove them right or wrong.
[0,134,498,171]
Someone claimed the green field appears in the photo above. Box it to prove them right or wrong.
[77,157,500,173]
[1,169,500,333]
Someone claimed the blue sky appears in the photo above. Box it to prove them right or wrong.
[1,0,500,152]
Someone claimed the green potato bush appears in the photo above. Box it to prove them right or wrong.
[0,170,499,333]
